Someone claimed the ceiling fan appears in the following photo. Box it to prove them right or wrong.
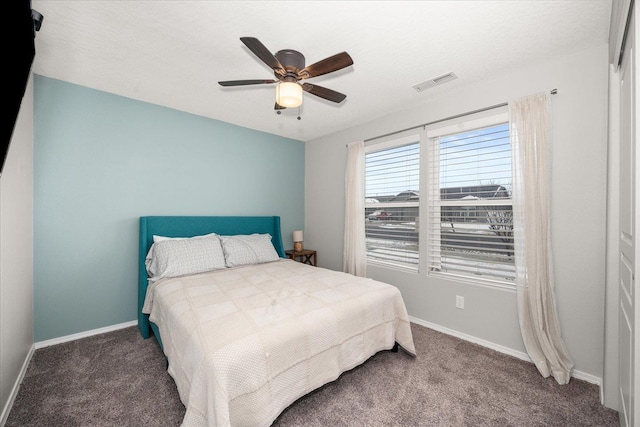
[218,37,353,110]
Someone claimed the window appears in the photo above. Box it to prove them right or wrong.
[362,110,514,287]
[426,112,515,284]
[365,134,420,270]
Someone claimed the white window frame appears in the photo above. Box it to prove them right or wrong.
[425,110,515,289]
[364,133,421,272]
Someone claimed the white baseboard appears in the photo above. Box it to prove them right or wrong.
[34,320,137,349]
[409,316,601,386]
[1,344,35,427]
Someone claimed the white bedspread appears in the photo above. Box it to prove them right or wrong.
[143,258,415,427]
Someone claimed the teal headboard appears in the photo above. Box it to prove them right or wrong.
[138,216,286,339]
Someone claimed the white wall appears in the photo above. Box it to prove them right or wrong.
[0,74,34,423]
[305,44,609,381]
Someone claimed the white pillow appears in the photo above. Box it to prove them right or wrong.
[146,234,226,281]
[220,234,280,267]
[153,232,217,243]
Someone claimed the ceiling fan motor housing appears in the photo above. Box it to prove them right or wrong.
[275,49,305,77]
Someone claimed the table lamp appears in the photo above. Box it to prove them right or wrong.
[293,230,303,252]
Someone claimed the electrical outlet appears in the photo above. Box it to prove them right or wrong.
[456,295,464,309]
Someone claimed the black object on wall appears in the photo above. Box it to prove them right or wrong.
[1,0,43,175]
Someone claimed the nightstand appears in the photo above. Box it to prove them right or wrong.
[286,249,317,266]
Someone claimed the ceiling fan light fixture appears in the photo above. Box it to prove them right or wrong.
[276,82,303,108]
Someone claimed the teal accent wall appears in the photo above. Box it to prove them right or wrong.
[33,76,305,342]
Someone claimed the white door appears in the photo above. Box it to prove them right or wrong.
[619,6,636,427]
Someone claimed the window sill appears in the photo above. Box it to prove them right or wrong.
[367,259,419,274]
[428,270,516,292]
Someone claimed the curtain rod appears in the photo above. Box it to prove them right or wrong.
[360,89,558,144]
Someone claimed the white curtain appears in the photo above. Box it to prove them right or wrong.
[510,92,574,385]
[343,140,367,276]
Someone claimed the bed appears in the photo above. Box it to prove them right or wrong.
[138,215,415,426]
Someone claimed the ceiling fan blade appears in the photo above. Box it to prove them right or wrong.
[274,103,287,110]
[218,79,277,87]
[240,37,286,76]
[298,52,353,79]
[302,83,347,103]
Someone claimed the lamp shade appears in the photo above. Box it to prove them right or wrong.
[293,230,303,242]
[276,82,303,108]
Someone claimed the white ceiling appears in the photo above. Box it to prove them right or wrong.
[30,1,612,142]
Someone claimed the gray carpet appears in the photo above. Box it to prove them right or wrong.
[6,323,618,426]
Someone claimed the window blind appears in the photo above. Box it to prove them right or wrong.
[427,121,515,283]
[365,140,420,270]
